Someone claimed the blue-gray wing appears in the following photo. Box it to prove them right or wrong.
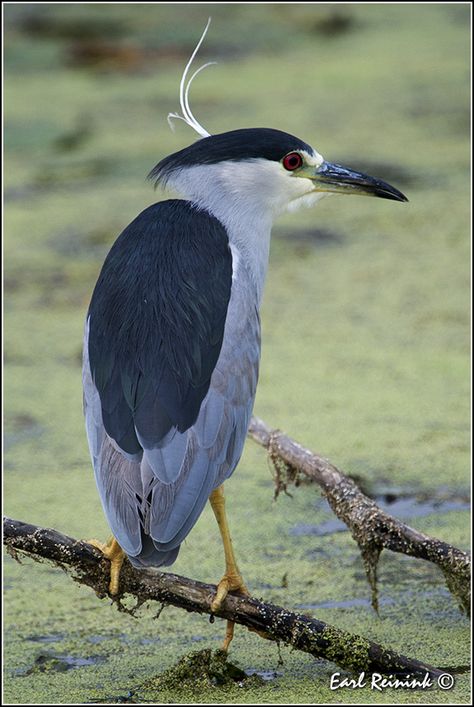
[83,200,260,567]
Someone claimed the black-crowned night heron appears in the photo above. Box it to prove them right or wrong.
[83,21,407,650]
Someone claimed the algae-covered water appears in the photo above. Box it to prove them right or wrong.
[3,3,471,704]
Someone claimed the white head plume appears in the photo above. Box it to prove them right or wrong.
[167,18,215,138]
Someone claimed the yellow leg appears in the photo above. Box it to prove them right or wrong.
[88,536,125,595]
[209,484,248,651]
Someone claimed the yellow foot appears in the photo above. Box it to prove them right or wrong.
[87,537,125,595]
[211,572,249,613]
[211,572,249,652]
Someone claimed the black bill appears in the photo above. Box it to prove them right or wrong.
[308,161,408,202]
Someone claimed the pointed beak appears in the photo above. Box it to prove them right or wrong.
[304,161,408,202]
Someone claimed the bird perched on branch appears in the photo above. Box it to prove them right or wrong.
[83,19,407,650]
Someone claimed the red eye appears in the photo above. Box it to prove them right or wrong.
[282,152,303,171]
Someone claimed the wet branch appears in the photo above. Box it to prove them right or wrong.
[4,517,444,679]
[247,416,470,616]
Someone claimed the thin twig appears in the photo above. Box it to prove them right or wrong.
[247,416,470,615]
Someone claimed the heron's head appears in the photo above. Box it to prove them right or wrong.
[150,127,407,222]
[150,20,407,228]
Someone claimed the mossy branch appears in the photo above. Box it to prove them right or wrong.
[4,517,443,680]
[247,416,470,616]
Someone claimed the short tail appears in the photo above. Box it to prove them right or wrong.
[127,533,180,569]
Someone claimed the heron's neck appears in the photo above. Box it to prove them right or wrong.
[208,203,272,305]
[167,164,276,303]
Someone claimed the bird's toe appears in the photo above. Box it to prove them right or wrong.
[87,536,125,595]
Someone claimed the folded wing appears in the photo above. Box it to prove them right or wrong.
[83,199,260,566]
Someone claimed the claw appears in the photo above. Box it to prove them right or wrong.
[210,577,231,614]
[88,537,125,595]
[210,572,271,649]
[210,573,248,614]
[210,571,249,652]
